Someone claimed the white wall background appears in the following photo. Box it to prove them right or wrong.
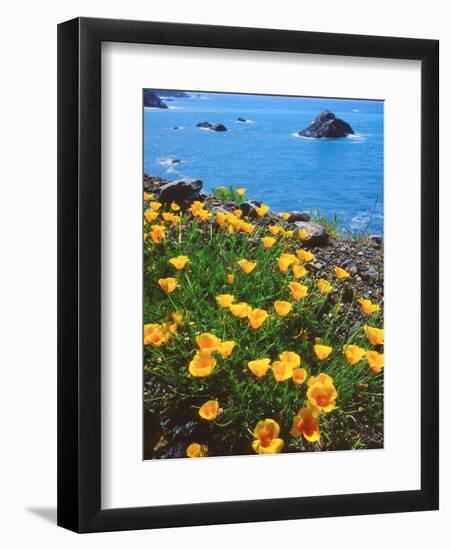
[0,0,448,547]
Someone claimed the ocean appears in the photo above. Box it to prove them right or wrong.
[143,92,384,234]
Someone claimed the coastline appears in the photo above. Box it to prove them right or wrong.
[144,172,384,327]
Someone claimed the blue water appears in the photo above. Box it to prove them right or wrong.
[143,92,384,234]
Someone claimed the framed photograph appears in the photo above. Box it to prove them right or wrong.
[57,17,439,533]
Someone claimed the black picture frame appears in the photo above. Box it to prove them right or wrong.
[57,16,439,533]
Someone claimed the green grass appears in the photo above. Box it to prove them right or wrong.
[211,184,246,204]
[143,201,384,458]
[310,208,382,242]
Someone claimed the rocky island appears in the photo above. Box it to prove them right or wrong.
[143,90,168,109]
[196,122,228,132]
[299,110,354,138]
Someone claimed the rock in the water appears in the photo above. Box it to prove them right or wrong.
[211,123,228,132]
[143,90,168,109]
[237,117,247,122]
[196,122,228,132]
[367,235,383,248]
[294,221,329,246]
[158,178,203,204]
[170,159,181,165]
[298,110,354,138]
[289,211,311,222]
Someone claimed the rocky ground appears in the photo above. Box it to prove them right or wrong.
[144,173,383,337]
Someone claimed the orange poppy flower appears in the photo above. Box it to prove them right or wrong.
[343,344,366,365]
[296,249,315,263]
[215,294,235,308]
[158,277,178,293]
[248,308,268,329]
[317,278,333,294]
[252,419,284,454]
[274,300,292,317]
[261,236,276,248]
[216,341,236,357]
[307,373,337,412]
[144,324,165,347]
[186,443,208,457]
[313,344,333,360]
[334,266,350,279]
[292,264,308,279]
[149,224,165,244]
[288,282,308,301]
[149,201,162,211]
[359,298,381,315]
[271,361,294,382]
[199,400,219,421]
[247,358,271,378]
[279,351,301,368]
[144,210,159,223]
[238,259,257,274]
[366,350,384,373]
[229,302,252,318]
[195,333,221,352]
[189,350,217,377]
[277,253,297,272]
[168,255,190,270]
[292,367,308,385]
[290,407,320,442]
[364,325,384,345]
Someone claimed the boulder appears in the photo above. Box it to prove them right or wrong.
[359,264,379,281]
[288,211,311,222]
[197,122,212,129]
[170,159,181,165]
[143,174,168,193]
[158,178,203,204]
[366,235,383,249]
[143,90,168,109]
[237,117,248,122]
[298,110,354,138]
[210,205,231,215]
[294,221,329,246]
[240,200,262,218]
[211,123,228,132]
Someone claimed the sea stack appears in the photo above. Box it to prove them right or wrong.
[298,110,354,138]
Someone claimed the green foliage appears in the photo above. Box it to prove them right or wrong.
[212,184,246,204]
[310,209,341,239]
